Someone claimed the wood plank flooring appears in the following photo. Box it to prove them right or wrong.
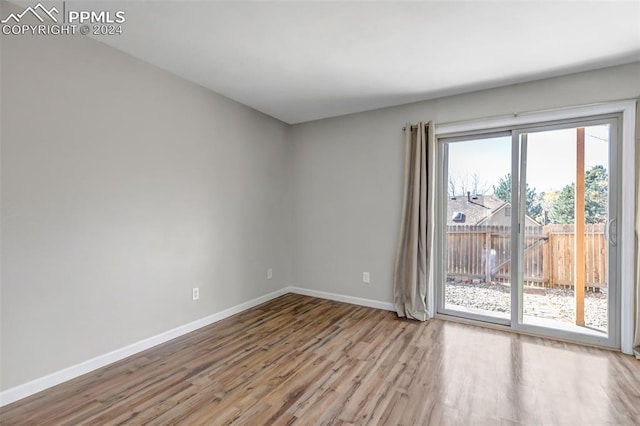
[1,293,639,425]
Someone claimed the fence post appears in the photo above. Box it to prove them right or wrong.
[484,227,492,283]
[542,226,550,287]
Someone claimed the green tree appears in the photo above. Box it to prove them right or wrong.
[585,165,608,223]
[549,184,574,224]
[492,173,542,221]
[548,165,608,224]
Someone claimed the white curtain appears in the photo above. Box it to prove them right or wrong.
[634,100,640,359]
[393,122,435,321]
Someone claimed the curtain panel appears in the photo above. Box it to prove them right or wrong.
[393,121,436,321]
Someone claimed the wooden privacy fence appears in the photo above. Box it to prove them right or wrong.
[446,224,607,288]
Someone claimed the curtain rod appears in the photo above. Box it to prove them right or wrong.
[401,97,638,131]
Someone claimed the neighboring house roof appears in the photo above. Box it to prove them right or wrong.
[447,194,505,225]
[447,194,540,226]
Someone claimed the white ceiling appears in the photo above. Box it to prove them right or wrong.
[75,1,640,123]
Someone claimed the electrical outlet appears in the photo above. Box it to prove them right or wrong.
[267,268,273,280]
[192,287,200,301]
[363,272,370,283]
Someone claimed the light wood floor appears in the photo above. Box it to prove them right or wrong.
[1,294,639,425]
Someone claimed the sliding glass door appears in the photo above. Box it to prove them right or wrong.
[437,115,620,348]
[440,133,513,324]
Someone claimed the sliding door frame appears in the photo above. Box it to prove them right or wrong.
[435,131,512,326]
[435,112,624,349]
[511,115,621,349]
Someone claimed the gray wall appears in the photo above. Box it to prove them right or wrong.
[0,16,292,389]
[290,63,640,304]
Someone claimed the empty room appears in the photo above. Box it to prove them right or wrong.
[1,0,639,424]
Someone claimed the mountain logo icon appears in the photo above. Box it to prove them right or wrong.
[1,3,59,24]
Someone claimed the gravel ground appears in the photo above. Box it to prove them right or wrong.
[445,281,607,331]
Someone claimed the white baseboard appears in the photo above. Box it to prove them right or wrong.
[0,286,393,407]
[0,287,289,407]
[286,286,395,311]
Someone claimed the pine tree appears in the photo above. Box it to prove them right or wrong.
[549,184,575,224]
[548,165,608,224]
[492,173,542,221]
